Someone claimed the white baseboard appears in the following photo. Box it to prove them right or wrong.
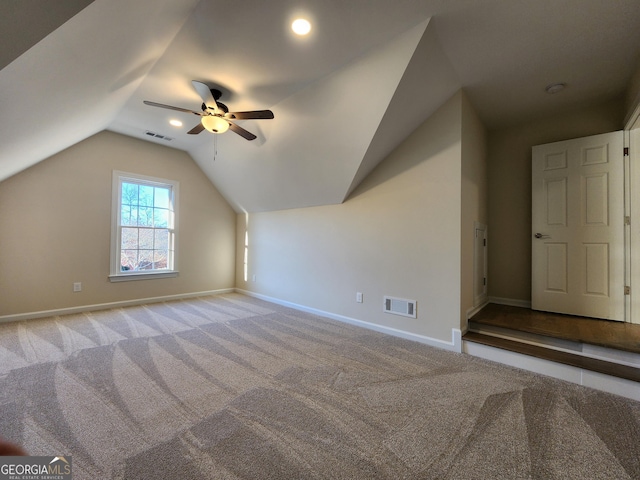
[0,288,235,323]
[237,289,463,353]
[466,300,489,319]
[487,296,531,309]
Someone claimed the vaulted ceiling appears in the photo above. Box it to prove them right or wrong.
[1,0,639,212]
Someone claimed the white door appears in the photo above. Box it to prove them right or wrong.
[532,131,624,321]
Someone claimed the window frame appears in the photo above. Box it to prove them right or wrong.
[109,171,179,282]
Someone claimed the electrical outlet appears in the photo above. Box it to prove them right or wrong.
[73,282,82,292]
[356,292,363,303]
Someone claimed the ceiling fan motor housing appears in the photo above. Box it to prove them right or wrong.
[203,101,228,114]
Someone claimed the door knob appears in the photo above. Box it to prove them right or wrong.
[534,233,550,239]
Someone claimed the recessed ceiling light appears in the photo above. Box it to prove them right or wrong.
[292,18,311,36]
[545,83,566,94]
[169,119,183,127]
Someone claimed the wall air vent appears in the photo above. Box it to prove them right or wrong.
[383,296,417,318]
[144,131,173,141]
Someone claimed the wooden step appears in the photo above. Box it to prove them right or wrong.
[463,331,640,383]
[470,303,640,354]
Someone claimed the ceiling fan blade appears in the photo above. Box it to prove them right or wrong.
[187,123,205,135]
[143,100,202,116]
[191,80,219,113]
[228,121,257,141]
[225,110,274,120]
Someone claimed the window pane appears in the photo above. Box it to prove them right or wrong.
[121,227,138,249]
[139,250,154,270]
[154,187,169,209]
[139,185,154,207]
[121,250,138,271]
[138,207,154,227]
[114,175,177,276]
[121,206,138,226]
[122,183,138,206]
[155,229,169,250]
[154,208,168,228]
[139,228,154,249]
[154,250,168,269]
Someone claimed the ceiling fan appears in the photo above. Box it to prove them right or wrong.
[143,81,274,141]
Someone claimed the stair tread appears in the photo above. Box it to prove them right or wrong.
[463,331,640,383]
[470,304,640,354]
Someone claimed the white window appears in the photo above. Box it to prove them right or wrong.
[110,171,178,281]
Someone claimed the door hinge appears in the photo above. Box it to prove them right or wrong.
[624,147,629,156]
[483,277,487,286]
[483,239,486,246]
[624,286,630,295]
[625,216,631,226]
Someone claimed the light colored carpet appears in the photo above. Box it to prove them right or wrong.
[0,293,639,479]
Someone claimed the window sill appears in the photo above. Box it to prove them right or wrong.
[108,271,179,282]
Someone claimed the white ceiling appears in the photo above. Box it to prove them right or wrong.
[1,0,639,212]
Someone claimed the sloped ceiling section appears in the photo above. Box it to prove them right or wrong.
[0,0,200,181]
[344,22,461,201]
[194,20,448,213]
[0,0,96,70]
[3,0,640,214]
[108,1,447,213]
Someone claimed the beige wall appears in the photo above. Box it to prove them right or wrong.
[487,99,624,303]
[460,91,488,325]
[236,92,465,343]
[0,131,236,316]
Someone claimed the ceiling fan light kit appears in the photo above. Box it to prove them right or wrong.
[143,80,274,141]
[201,115,229,134]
